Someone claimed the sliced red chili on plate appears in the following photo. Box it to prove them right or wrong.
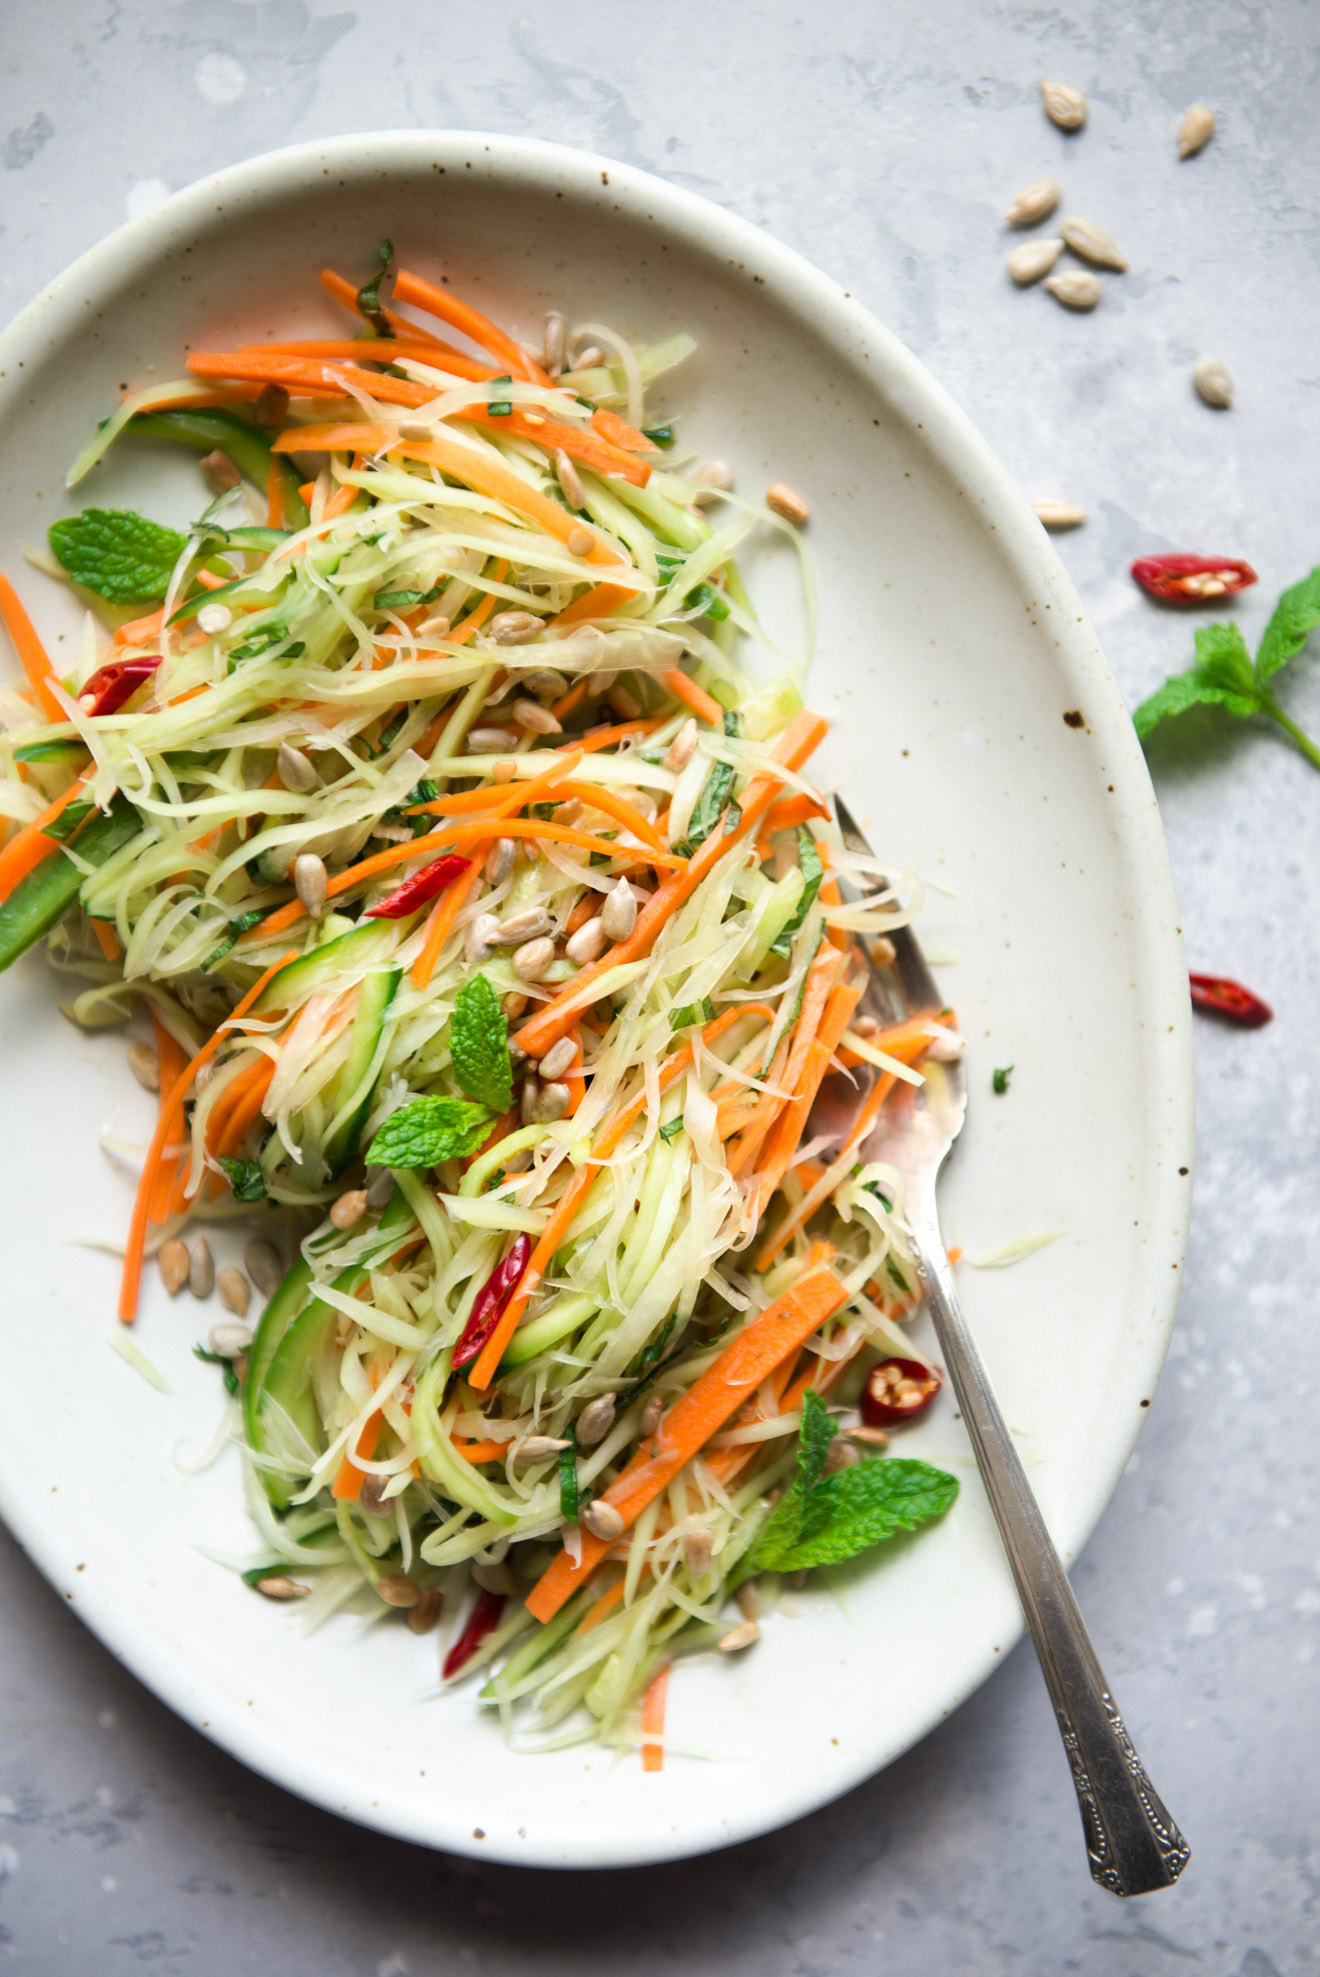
[1189,973,1272,1027]
[451,1232,532,1370]
[1131,555,1257,604]
[442,1589,505,1678]
[860,1357,942,1428]
[77,655,162,717]
[364,851,470,919]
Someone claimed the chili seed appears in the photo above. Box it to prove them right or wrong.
[255,1576,311,1601]
[364,1166,396,1212]
[1008,237,1064,286]
[537,1035,577,1080]
[408,1589,443,1634]
[495,906,553,943]
[717,1619,760,1652]
[277,741,318,793]
[484,838,516,886]
[331,1189,367,1231]
[1193,356,1234,408]
[512,697,562,735]
[207,1320,253,1358]
[244,1239,284,1298]
[1041,78,1088,129]
[217,1268,251,1319]
[1044,270,1103,311]
[576,1392,617,1446]
[683,1527,714,1576]
[1179,104,1216,158]
[1060,214,1128,272]
[766,483,810,527]
[466,727,517,754]
[158,1240,190,1296]
[1004,176,1062,226]
[189,1238,215,1300]
[378,1574,421,1609]
[1033,499,1088,529]
[512,936,555,982]
[600,875,637,942]
[567,526,595,557]
[489,611,543,645]
[254,383,289,430]
[582,1500,625,1542]
[294,852,328,919]
[200,449,241,494]
[196,602,233,636]
[127,1041,161,1091]
[465,912,501,964]
[565,916,606,964]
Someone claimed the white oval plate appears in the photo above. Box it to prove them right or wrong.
[0,132,1192,1868]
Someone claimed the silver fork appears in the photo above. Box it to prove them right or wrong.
[829,795,1189,1898]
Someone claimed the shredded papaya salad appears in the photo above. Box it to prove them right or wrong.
[0,245,959,1766]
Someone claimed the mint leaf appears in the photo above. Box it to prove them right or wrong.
[449,974,512,1112]
[668,996,714,1031]
[1193,621,1259,697]
[745,1390,837,1565]
[193,1345,240,1397]
[558,1425,579,1522]
[366,1095,494,1169]
[676,711,740,855]
[658,1116,685,1141]
[49,508,186,604]
[1254,566,1320,684]
[1133,660,1261,738]
[771,827,824,958]
[218,1156,267,1203]
[992,1065,1013,1095]
[356,238,394,337]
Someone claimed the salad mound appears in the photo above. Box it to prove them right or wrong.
[0,245,957,1765]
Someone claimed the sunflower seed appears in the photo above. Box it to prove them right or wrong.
[377,1574,421,1608]
[521,667,569,703]
[208,1320,253,1357]
[188,1238,215,1300]
[484,838,516,886]
[693,460,733,499]
[1007,237,1064,286]
[600,875,637,942]
[566,525,596,558]
[503,991,528,1018]
[360,1473,391,1514]
[254,383,289,430]
[639,1393,664,1438]
[766,482,810,526]
[543,310,567,374]
[1033,499,1088,529]
[465,911,501,964]
[465,728,513,755]
[571,342,604,370]
[1004,177,1062,227]
[1193,355,1234,408]
[418,614,451,639]
[825,1438,859,1472]
[294,852,328,919]
[512,697,562,734]
[244,1239,284,1297]
[513,936,555,982]
[717,1618,760,1652]
[555,448,586,509]
[576,1392,617,1446]
[331,1189,367,1231]
[217,1268,251,1318]
[495,906,552,943]
[255,1575,310,1601]
[529,1080,570,1124]
[1178,104,1215,158]
[200,449,241,494]
[848,1424,891,1447]
[582,1500,625,1541]
[277,741,318,793]
[683,1526,714,1576]
[565,916,606,964]
[515,1434,570,1461]
[1060,214,1128,271]
[364,1166,396,1212]
[1041,78,1088,130]
[868,936,897,969]
[605,683,642,720]
[1044,270,1103,311]
[408,1589,443,1633]
[489,611,543,645]
[537,1035,577,1080]
[736,1582,760,1620]
[158,1240,190,1295]
[127,1041,161,1091]
[664,717,699,772]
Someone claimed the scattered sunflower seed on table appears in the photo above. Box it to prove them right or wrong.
[1004,177,1062,226]
[1040,79,1088,130]
[1044,270,1104,311]
[1033,501,1088,530]
[1193,356,1234,408]
[1059,214,1129,271]
[1178,105,1216,158]
[1008,237,1064,286]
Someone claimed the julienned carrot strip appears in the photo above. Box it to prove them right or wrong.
[215,1056,277,1159]
[91,919,121,961]
[525,1265,851,1621]
[0,576,67,722]
[562,1032,586,1116]
[551,678,591,721]
[332,1409,382,1501]
[663,667,723,726]
[243,337,471,367]
[319,269,465,356]
[445,563,506,647]
[411,856,484,993]
[512,710,829,1059]
[750,982,865,1219]
[147,1014,188,1224]
[591,405,658,455]
[468,1005,773,1389]
[392,814,687,871]
[119,952,297,1323]
[391,267,550,385]
[321,480,359,523]
[578,1577,627,1634]
[719,948,838,1167]
[754,791,830,858]
[113,609,166,651]
[571,718,664,754]
[0,775,91,902]
[641,1661,671,1773]
[816,836,842,911]
[550,583,637,628]
[413,778,667,854]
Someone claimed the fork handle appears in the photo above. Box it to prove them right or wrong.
[908,1197,1190,1897]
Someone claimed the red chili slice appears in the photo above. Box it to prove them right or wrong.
[364,851,470,919]
[1130,555,1257,604]
[860,1357,943,1427]
[77,655,162,717]
[451,1233,532,1370]
[1189,973,1272,1027]
[442,1589,505,1679]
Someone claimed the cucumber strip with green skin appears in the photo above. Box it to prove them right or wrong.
[12,740,89,768]
[0,797,141,974]
[241,1255,313,1458]
[323,966,401,1174]
[254,919,399,1014]
[122,410,309,528]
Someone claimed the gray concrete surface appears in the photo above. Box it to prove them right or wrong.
[1,2,1317,1972]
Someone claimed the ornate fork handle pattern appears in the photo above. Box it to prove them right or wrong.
[909,1192,1191,1898]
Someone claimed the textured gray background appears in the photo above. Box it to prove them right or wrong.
[1,2,1318,1973]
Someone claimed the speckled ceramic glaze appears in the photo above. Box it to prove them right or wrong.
[0,131,1192,1867]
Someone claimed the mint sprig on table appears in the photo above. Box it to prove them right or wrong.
[745,1390,959,1574]
[449,973,512,1113]
[48,507,187,604]
[365,1095,493,1170]
[1134,566,1320,770]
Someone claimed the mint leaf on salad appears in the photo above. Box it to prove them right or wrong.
[218,1156,267,1202]
[771,827,824,959]
[1134,565,1320,771]
[366,1095,494,1169]
[49,507,187,604]
[746,1389,958,1574]
[449,974,512,1112]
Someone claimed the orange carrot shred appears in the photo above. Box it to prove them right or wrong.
[641,1662,671,1773]
[0,576,66,722]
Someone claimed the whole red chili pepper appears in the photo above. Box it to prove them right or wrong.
[364,851,470,919]
[860,1357,943,1428]
[1131,555,1257,604]
[1189,973,1272,1027]
[442,1589,505,1679]
[452,1233,532,1370]
[77,655,162,717]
